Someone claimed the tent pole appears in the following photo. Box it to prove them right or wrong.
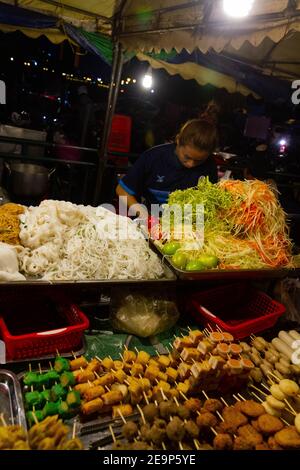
[93,41,124,205]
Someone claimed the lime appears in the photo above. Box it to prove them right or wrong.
[185,260,205,272]
[162,242,181,256]
[197,255,219,268]
[172,252,187,270]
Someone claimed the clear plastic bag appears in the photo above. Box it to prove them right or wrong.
[111,291,180,338]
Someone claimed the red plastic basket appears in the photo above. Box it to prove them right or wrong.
[0,298,89,361]
[186,283,285,339]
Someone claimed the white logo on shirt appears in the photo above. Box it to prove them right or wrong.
[156,175,165,183]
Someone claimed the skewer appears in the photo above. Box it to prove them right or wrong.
[179,391,188,401]
[117,409,127,424]
[173,397,180,408]
[268,371,281,382]
[0,413,7,426]
[56,349,60,357]
[284,399,297,416]
[220,397,229,407]
[237,393,246,402]
[95,356,102,362]
[105,385,111,392]
[119,353,124,362]
[71,351,77,360]
[162,442,167,451]
[124,344,128,351]
[29,363,32,372]
[207,324,214,332]
[137,404,146,425]
[109,425,117,444]
[87,380,93,388]
[249,384,268,397]
[194,439,200,450]
[250,391,264,403]
[31,409,38,425]
[211,427,218,436]
[143,391,149,405]
[261,383,271,393]
[49,361,53,370]
[38,363,42,375]
[201,390,209,400]
[160,388,167,401]
[179,442,184,451]
[215,325,224,333]
[72,420,77,440]
[233,394,241,402]
[94,371,101,379]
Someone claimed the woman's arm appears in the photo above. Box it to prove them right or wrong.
[116,184,148,218]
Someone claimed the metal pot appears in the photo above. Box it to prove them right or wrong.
[5,162,55,197]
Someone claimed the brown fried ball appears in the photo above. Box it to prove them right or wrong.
[140,423,153,443]
[257,414,284,435]
[238,400,265,418]
[166,417,185,442]
[268,436,283,450]
[184,420,199,439]
[142,404,159,423]
[213,433,233,450]
[237,424,263,447]
[203,399,223,413]
[176,405,191,420]
[233,436,253,451]
[196,412,218,429]
[184,398,202,413]
[159,401,177,420]
[122,421,138,441]
[255,443,270,450]
[274,426,300,449]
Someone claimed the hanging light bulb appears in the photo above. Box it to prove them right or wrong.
[142,71,153,89]
[223,0,254,18]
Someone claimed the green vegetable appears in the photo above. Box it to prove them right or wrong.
[57,401,71,419]
[51,384,67,401]
[186,260,205,272]
[162,242,181,256]
[24,391,42,409]
[24,372,40,388]
[172,252,187,270]
[43,401,59,416]
[60,371,75,388]
[46,370,60,384]
[54,357,70,373]
[66,390,81,409]
[38,373,51,389]
[40,389,51,404]
[196,254,219,268]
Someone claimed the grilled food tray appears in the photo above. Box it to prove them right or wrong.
[0,369,27,429]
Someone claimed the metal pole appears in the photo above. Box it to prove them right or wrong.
[93,41,124,205]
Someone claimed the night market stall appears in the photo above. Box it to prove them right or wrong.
[0,0,300,454]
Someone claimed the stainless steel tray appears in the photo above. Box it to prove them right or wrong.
[151,240,300,281]
[0,369,27,429]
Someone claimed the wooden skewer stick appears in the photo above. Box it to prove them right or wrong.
[201,390,209,401]
[162,442,167,451]
[179,391,188,401]
[117,409,127,424]
[220,397,229,407]
[119,353,124,362]
[38,363,42,375]
[87,380,93,388]
[29,363,32,372]
[250,384,268,396]
[173,397,180,408]
[56,349,60,357]
[160,388,167,401]
[143,391,149,405]
[0,413,7,427]
[105,385,110,392]
[32,409,38,425]
[109,425,117,444]
[123,344,128,351]
[211,427,218,436]
[94,371,101,379]
[250,391,264,403]
[261,383,271,392]
[215,325,224,333]
[207,324,214,332]
[72,420,77,440]
[237,393,246,402]
[179,442,184,451]
[95,356,102,362]
[216,411,224,422]
[49,361,53,370]
[194,439,200,450]
[137,404,146,425]
[284,399,297,416]
[233,394,241,402]
[268,371,281,382]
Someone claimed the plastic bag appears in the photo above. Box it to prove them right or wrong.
[111,291,180,338]
[273,278,300,323]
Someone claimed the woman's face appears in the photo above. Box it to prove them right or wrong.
[176,145,209,169]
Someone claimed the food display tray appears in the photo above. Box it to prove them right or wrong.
[150,241,300,281]
[0,369,27,429]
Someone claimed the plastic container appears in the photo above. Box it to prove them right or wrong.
[186,283,286,339]
[0,296,89,360]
